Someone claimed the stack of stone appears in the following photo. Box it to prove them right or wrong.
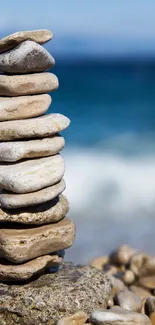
[0,29,75,282]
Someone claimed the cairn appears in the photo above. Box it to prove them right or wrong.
[0,29,75,281]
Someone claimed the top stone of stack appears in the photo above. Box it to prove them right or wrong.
[0,29,53,53]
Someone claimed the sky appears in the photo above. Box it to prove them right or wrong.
[0,0,155,57]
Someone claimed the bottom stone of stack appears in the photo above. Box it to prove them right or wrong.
[0,217,75,263]
[0,254,63,281]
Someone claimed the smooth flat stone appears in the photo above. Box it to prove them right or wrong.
[130,285,151,300]
[0,254,63,282]
[0,94,51,121]
[57,311,88,325]
[0,72,58,96]
[0,135,65,162]
[0,29,53,53]
[114,289,142,312]
[0,217,75,263]
[0,155,64,193]
[130,253,155,277]
[0,113,70,141]
[89,256,109,270]
[90,306,151,325]
[0,194,68,225]
[0,178,66,209]
[0,264,111,324]
[139,275,155,290]
[0,41,55,74]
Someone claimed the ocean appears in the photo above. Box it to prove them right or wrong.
[49,59,155,263]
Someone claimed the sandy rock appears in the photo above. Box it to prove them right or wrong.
[0,217,75,263]
[0,194,69,225]
[111,244,136,266]
[0,254,63,282]
[0,94,51,121]
[110,275,126,296]
[0,113,70,141]
[90,306,151,325]
[114,289,142,312]
[0,72,58,96]
[0,264,112,325]
[0,135,65,162]
[104,265,118,276]
[0,179,66,209]
[130,285,151,300]
[130,253,155,277]
[0,29,53,53]
[150,312,155,325]
[0,155,64,193]
[89,256,109,270]
[138,276,155,290]
[57,311,88,325]
[145,297,155,317]
[0,40,55,74]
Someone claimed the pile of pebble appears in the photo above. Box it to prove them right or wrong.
[55,245,155,325]
[0,29,75,282]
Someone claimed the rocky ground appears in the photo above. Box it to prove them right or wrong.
[1,244,155,325]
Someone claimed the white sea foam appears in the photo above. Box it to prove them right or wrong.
[63,146,155,220]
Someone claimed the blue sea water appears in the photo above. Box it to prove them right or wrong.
[49,60,155,263]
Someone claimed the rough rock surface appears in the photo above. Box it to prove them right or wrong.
[0,218,75,263]
[0,29,53,53]
[0,254,63,281]
[0,179,66,209]
[0,94,51,121]
[0,113,70,141]
[0,72,58,96]
[90,306,151,325]
[0,264,112,325]
[0,155,64,193]
[0,40,55,74]
[0,135,65,162]
[0,194,68,225]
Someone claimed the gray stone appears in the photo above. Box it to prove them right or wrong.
[0,113,70,141]
[0,72,58,96]
[0,155,64,193]
[0,218,75,263]
[0,254,63,282]
[0,135,65,162]
[0,264,112,325]
[0,40,55,74]
[0,179,66,209]
[90,306,151,325]
[0,194,68,225]
[0,94,51,121]
[0,29,53,53]
[114,289,142,312]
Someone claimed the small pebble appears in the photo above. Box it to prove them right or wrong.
[123,270,135,285]
[145,297,155,317]
[114,289,142,312]
[89,256,109,270]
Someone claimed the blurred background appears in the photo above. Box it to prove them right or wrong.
[1,0,155,263]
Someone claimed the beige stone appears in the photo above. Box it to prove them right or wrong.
[122,270,135,285]
[104,265,118,276]
[0,113,70,141]
[130,253,155,277]
[0,135,65,162]
[130,285,151,300]
[0,194,69,225]
[138,276,155,290]
[90,306,151,325]
[0,41,55,74]
[0,29,53,53]
[0,72,58,96]
[0,94,51,121]
[114,289,142,312]
[89,256,109,270]
[111,244,136,266]
[57,311,88,325]
[110,275,126,296]
[0,179,66,209]
[150,312,155,325]
[0,254,63,282]
[0,217,75,263]
[0,155,64,193]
